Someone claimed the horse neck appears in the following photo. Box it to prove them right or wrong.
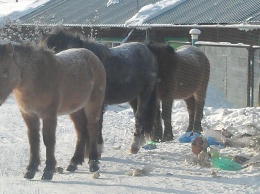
[83,41,110,63]
[12,45,38,88]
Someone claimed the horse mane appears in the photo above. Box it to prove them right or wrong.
[40,30,111,63]
[146,43,177,79]
[14,42,54,56]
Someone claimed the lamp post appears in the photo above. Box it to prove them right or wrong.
[189,29,201,46]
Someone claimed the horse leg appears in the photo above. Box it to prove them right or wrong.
[97,104,105,155]
[129,98,138,114]
[21,112,41,179]
[161,97,174,141]
[129,87,155,154]
[83,105,102,172]
[129,99,145,154]
[152,102,163,142]
[86,105,104,160]
[88,105,106,159]
[184,96,196,132]
[67,109,88,172]
[41,115,57,180]
[193,94,206,133]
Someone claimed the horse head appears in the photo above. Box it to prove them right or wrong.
[0,43,20,105]
[147,43,177,76]
[40,30,110,64]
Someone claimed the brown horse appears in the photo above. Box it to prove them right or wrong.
[147,44,210,142]
[0,43,106,180]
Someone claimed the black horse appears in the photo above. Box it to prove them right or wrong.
[40,31,158,170]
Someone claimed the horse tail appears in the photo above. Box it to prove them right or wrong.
[142,84,158,139]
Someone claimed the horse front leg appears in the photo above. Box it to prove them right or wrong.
[67,109,88,172]
[21,112,41,179]
[86,119,100,172]
[161,97,174,141]
[41,116,57,180]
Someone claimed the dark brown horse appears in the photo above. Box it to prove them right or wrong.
[147,44,210,142]
[0,43,106,180]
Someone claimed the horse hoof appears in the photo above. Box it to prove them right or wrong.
[66,164,78,172]
[24,170,36,179]
[41,171,54,180]
[161,134,174,142]
[89,160,99,172]
[152,137,161,143]
[153,134,162,142]
[129,146,140,154]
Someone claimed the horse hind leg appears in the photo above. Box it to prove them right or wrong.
[67,109,88,172]
[184,96,196,132]
[193,93,206,133]
[129,85,156,154]
[161,97,174,141]
[152,102,163,142]
[84,91,105,172]
[21,112,41,179]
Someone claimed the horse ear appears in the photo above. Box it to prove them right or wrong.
[147,44,160,54]
[166,45,175,53]
[5,43,14,56]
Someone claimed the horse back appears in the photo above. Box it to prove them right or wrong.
[173,46,210,99]
[55,48,106,114]
[13,48,105,117]
[104,42,157,104]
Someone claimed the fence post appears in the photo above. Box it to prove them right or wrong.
[247,46,255,107]
[189,29,201,46]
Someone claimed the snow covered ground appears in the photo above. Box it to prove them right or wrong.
[0,0,260,194]
[0,87,260,194]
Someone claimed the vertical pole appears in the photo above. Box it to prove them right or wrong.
[189,29,201,46]
[247,46,254,107]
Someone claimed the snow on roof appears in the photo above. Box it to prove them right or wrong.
[124,0,186,27]
[106,0,121,7]
[0,0,50,29]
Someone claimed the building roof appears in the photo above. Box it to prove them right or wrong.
[144,0,260,26]
[19,0,260,28]
[20,0,157,27]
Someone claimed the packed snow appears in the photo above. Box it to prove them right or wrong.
[0,1,260,194]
